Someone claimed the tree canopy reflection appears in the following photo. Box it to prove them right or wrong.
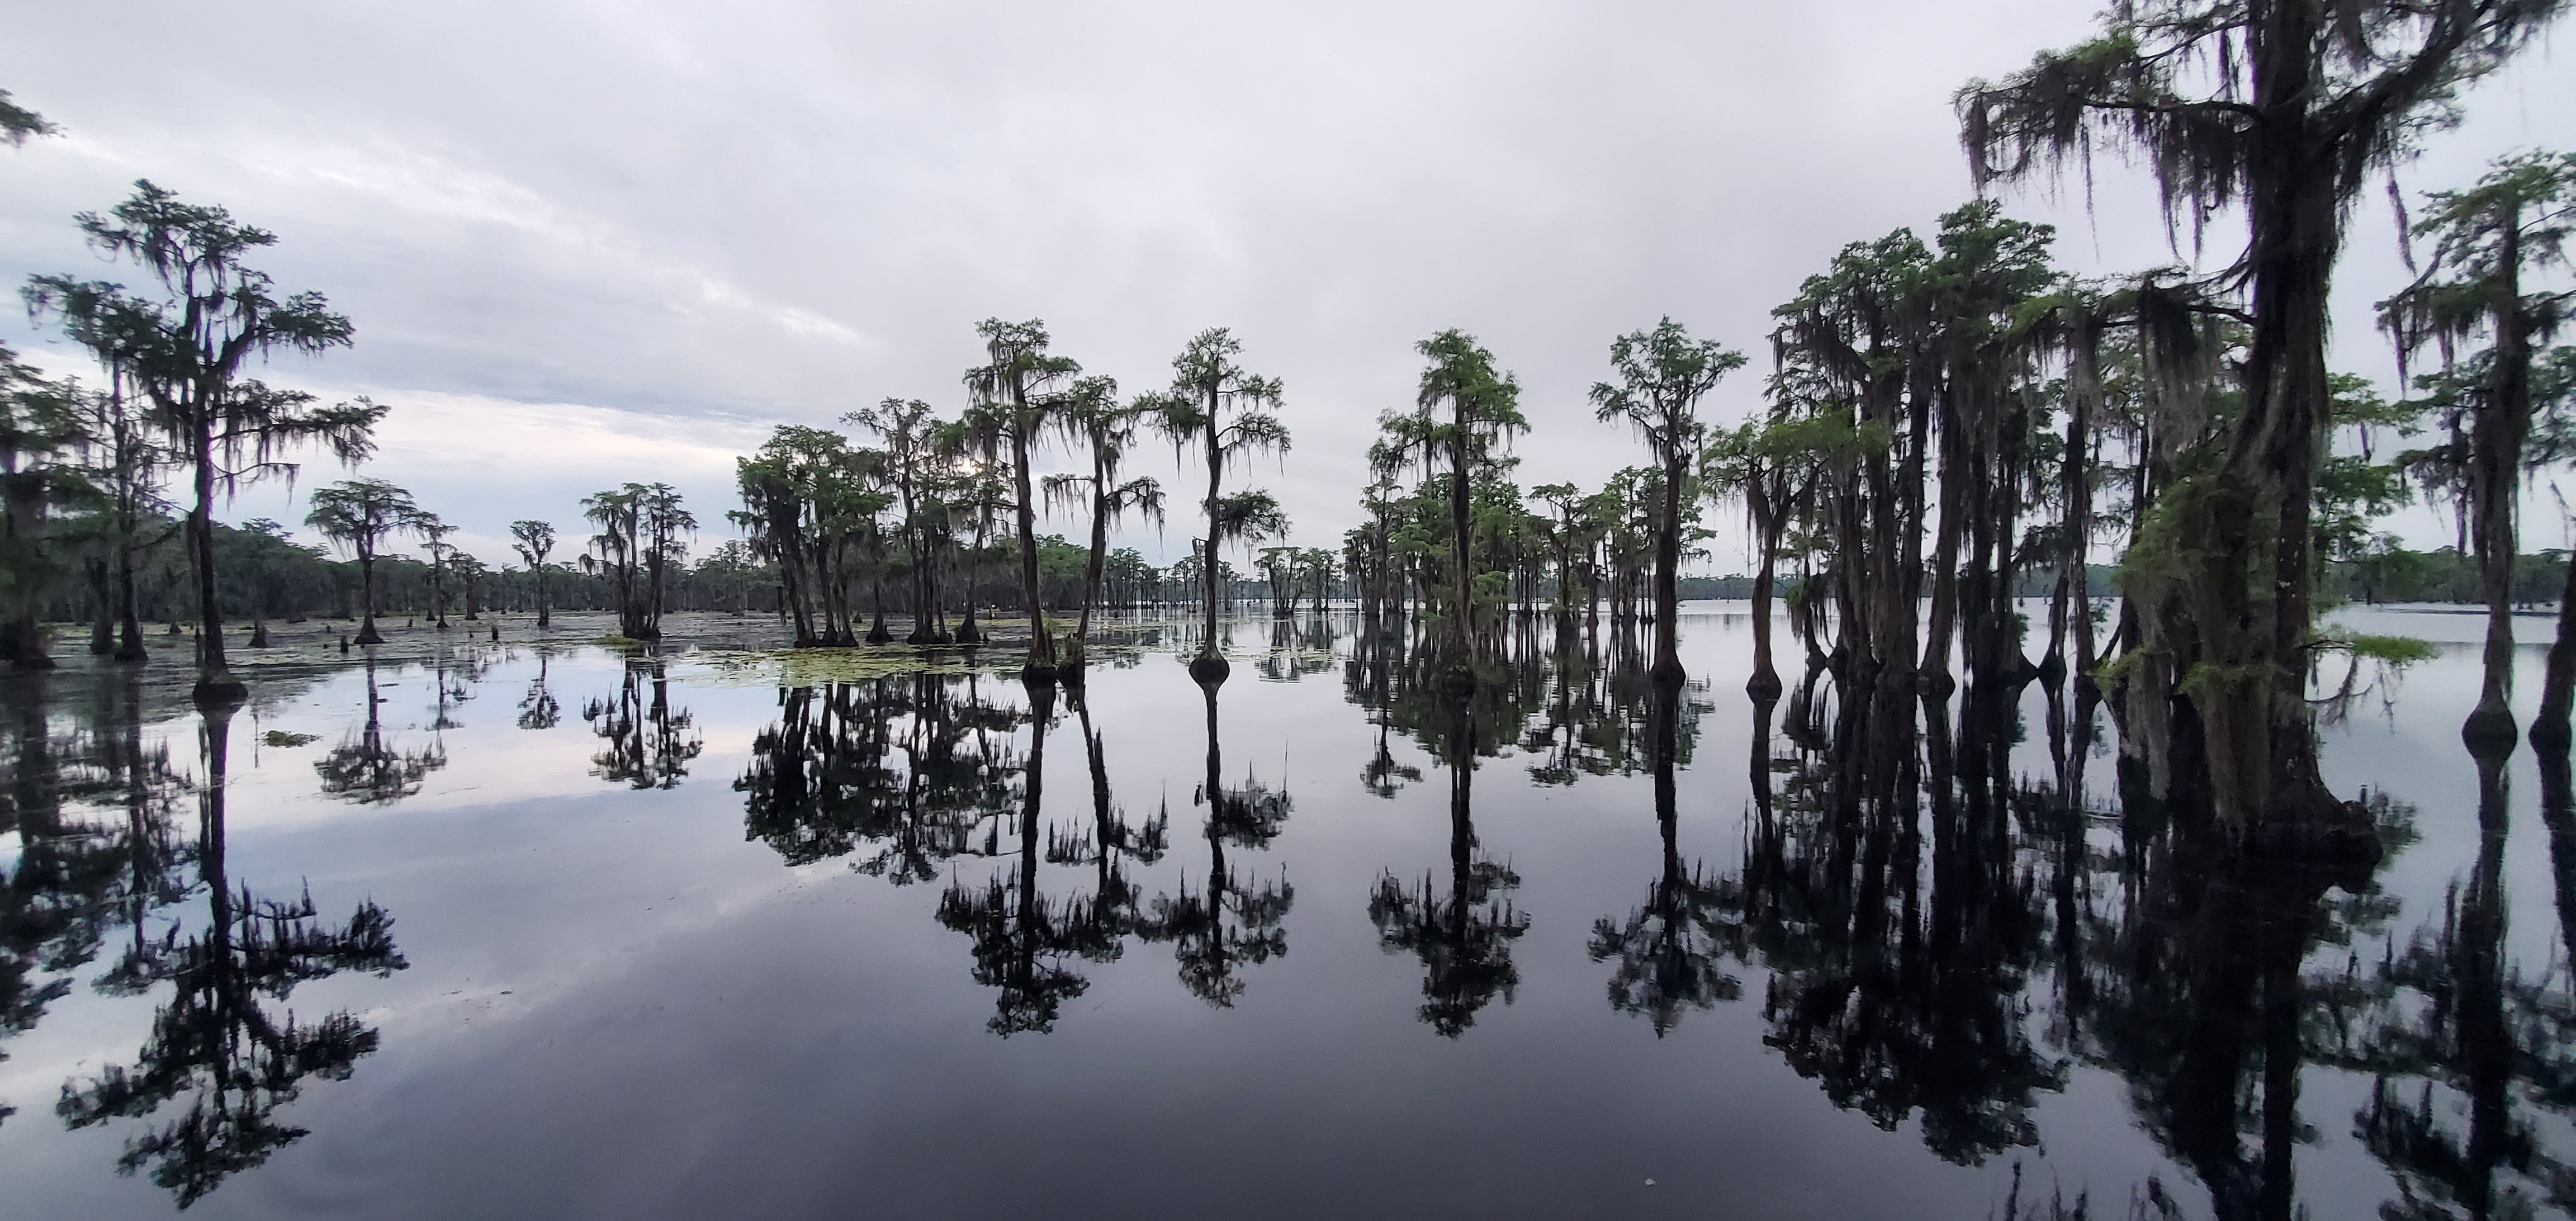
[313,656,446,805]
[0,675,408,1208]
[733,668,1299,1028]
[1138,676,1294,1009]
[1348,624,1544,1037]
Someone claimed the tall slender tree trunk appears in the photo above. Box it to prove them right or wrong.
[186,430,243,703]
[1014,425,1055,678]
[1075,480,1110,658]
[1748,475,1783,701]
[114,544,145,661]
[645,548,668,640]
[87,559,114,655]
[958,522,986,645]
[2534,520,2576,747]
[1448,446,1472,670]
[2209,29,2353,839]
[2466,207,2530,749]
[867,567,892,644]
[2068,343,2099,693]
[1651,455,1684,685]
[356,550,384,645]
[1192,410,1228,685]
[1924,441,1966,689]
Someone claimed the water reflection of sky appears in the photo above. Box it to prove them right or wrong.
[0,607,2568,1219]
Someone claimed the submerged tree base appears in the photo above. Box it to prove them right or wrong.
[2238,787,2385,872]
[1189,654,1230,686]
[192,676,248,707]
[2462,703,2520,756]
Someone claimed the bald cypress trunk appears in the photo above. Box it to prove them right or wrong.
[2465,205,2529,750]
[1747,474,1783,701]
[1191,394,1229,686]
[1013,421,1055,680]
[2231,10,2348,839]
[1650,454,1685,686]
[2534,552,2576,747]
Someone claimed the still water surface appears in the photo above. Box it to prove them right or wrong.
[1,604,2569,1219]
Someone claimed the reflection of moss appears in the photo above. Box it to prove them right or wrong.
[262,730,321,747]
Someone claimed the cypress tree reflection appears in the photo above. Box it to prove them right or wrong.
[1348,632,1422,798]
[2348,749,2523,1219]
[1588,679,1739,1035]
[736,674,1020,883]
[0,673,193,1128]
[83,672,193,1001]
[2542,746,2576,1019]
[516,652,562,730]
[314,657,446,805]
[2,676,95,1079]
[1522,631,1603,786]
[1043,687,1169,959]
[740,679,906,867]
[738,675,1152,1031]
[1357,636,1541,1037]
[60,703,408,1208]
[585,656,704,790]
[2305,747,2576,1219]
[937,680,1113,1034]
[1140,677,1293,1008]
[1715,676,2063,1166]
[1254,614,1337,683]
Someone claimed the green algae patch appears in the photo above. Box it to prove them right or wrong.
[669,645,1010,689]
[2334,633,2439,666]
[262,730,322,747]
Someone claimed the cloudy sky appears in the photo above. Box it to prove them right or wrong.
[4,2,2572,571]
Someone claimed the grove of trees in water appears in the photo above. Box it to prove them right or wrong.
[2,0,2571,845]
[6,1,2576,1214]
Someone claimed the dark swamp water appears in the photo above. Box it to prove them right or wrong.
[3,604,2574,1220]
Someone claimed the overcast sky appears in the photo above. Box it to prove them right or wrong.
[4,2,2572,571]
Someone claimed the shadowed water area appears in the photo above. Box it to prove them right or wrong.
[2,604,2573,1219]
